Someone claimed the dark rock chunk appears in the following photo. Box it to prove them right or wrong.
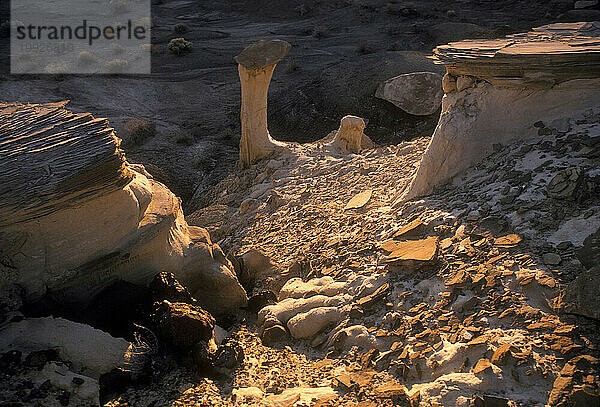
[214,338,244,372]
[563,267,600,320]
[150,271,197,305]
[260,324,287,345]
[151,300,214,351]
[578,227,600,270]
[549,355,600,407]
[247,290,277,314]
[472,395,511,407]
[24,349,58,370]
[192,341,215,375]
[0,350,22,367]
[56,390,70,406]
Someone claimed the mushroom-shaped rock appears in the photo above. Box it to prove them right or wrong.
[327,115,374,154]
[398,22,600,202]
[375,72,443,116]
[236,39,291,167]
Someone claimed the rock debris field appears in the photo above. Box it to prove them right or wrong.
[102,107,600,406]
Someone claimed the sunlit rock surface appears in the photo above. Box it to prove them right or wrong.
[0,102,246,314]
[400,22,600,202]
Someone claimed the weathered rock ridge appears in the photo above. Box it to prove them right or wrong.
[0,102,246,315]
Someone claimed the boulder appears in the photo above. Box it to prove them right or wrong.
[375,72,443,116]
[0,102,247,315]
[151,300,214,351]
[287,306,345,339]
[0,317,129,378]
[386,237,438,268]
[577,227,600,270]
[562,267,600,320]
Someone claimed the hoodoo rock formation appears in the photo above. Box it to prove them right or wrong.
[0,102,246,315]
[326,115,374,154]
[399,22,600,202]
[236,39,291,168]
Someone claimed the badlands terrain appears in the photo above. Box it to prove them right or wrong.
[1,1,600,407]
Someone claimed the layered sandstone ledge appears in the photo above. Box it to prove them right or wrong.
[400,21,600,202]
[0,102,246,314]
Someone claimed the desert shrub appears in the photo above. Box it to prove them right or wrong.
[356,40,374,55]
[312,26,328,38]
[44,62,67,74]
[285,57,299,73]
[77,51,99,66]
[168,38,193,56]
[110,0,131,14]
[110,43,125,55]
[105,59,128,73]
[124,118,156,146]
[175,134,194,146]
[295,4,311,16]
[174,23,188,34]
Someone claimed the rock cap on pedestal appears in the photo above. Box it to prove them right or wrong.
[434,21,600,87]
[235,39,292,69]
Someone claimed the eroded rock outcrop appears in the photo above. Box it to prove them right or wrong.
[399,22,600,202]
[0,102,247,315]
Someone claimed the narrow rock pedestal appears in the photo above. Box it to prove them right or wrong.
[235,39,291,168]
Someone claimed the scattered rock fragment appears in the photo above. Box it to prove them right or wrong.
[386,237,438,268]
[345,189,373,210]
[549,355,600,406]
[543,252,562,266]
[547,167,585,200]
[392,218,430,240]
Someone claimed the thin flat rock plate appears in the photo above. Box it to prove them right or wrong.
[387,236,438,263]
[494,234,522,247]
[344,190,372,210]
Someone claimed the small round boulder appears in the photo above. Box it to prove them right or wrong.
[375,72,443,116]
